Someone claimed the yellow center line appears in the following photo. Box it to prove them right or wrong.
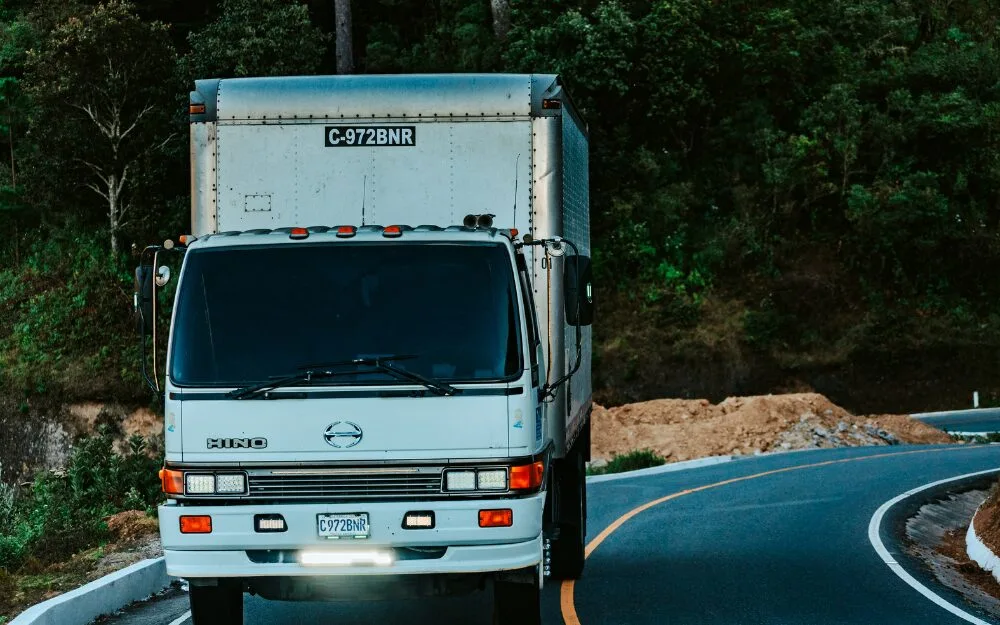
[560,445,987,625]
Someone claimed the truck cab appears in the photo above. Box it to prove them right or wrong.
[135,74,592,625]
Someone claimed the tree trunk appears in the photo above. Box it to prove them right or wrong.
[8,110,15,189]
[334,0,354,74]
[491,0,510,40]
[109,173,119,255]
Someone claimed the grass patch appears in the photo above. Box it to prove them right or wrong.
[587,449,667,476]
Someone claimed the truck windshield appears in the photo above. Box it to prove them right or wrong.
[169,241,523,387]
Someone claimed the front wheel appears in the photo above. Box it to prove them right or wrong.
[493,571,541,625]
[549,447,586,579]
[190,579,243,625]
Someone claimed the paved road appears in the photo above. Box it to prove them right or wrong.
[103,444,1000,625]
[914,409,1000,434]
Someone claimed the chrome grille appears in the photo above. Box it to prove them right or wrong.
[246,467,444,501]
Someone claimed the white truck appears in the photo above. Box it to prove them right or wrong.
[134,74,592,625]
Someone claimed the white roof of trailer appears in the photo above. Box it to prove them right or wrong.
[193,74,562,121]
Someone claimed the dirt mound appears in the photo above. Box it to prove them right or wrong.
[591,392,952,463]
[105,510,159,544]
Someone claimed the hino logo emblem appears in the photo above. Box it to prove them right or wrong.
[207,437,267,450]
[324,422,363,448]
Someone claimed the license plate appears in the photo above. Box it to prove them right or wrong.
[317,513,370,539]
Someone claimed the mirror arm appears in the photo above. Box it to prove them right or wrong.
[539,237,583,401]
[136,246,159,394]
[136,244,184,399]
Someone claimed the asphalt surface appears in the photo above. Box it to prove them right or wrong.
[914,409,1000,434]
[99,444,1000,625]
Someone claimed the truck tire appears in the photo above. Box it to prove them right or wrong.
[549,446,586,580]
[492,572,541,625]
[190,579,243,625]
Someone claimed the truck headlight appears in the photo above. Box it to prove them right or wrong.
[185,474,216,495]
[215,473,247,494]
[476,469,507,490]
[444,470,476,491]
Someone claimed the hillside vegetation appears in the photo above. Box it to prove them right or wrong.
[2,0,1000,429]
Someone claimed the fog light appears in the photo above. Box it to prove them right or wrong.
[180,515,212,534]
[477,469,507,490]
[215,473,246,494]
[255,514,287,533]
[185,474,215,495]
[300,550,393,566]
[445,470,476,491]
[479,509,513,528]
[402,512,435,529]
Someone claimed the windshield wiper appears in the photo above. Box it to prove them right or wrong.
[299,356,459,397]
[227,369,346,400]
[227,356,459,400]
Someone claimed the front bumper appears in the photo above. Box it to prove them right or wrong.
[158,494,543,578]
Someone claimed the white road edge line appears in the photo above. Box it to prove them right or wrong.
[868,467,1000,625]
[167,610,191,625]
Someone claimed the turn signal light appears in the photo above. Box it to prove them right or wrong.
[160,468,184,495]
[510,461,545,491]
[180,515,213,534]
[479,509,513,528]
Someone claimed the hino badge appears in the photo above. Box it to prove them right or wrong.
[134,74,593,625]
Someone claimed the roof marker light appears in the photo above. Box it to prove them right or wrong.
[289,227,309,240]
[336,226,357,238]
[383,225,403,238]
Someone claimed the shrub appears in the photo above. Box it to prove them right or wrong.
[588,449,667,475]
[0,428,161,571]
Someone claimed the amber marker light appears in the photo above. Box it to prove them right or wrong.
[180,515,213,534]
[159,468,184,495]
[479,509,513,528]
[509,461,545,491]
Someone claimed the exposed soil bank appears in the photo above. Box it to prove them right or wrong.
[591,392,952,463]
[0,398,161,484]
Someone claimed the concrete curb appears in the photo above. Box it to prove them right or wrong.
[9,557,170,625]
[586,455,733,484]
[912,408,1000,420]
[967,504,1000,584]
[868,468,1000,625]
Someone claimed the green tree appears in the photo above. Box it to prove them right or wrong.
[23,0,178,254]
[182,0,328,79]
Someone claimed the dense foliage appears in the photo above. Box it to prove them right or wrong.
[0,428,160,572]
[4,0,1000,410]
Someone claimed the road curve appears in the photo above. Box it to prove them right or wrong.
[914,409,1000,434]
[102,444,1000,625]
[564,444,1000,625]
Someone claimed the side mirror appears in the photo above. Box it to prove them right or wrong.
[564,255,593,327]
[134,264,154,336]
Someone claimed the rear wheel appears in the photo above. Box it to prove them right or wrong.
[492,571,541,625]
[190,579,243,625]
[549,446,586,579]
